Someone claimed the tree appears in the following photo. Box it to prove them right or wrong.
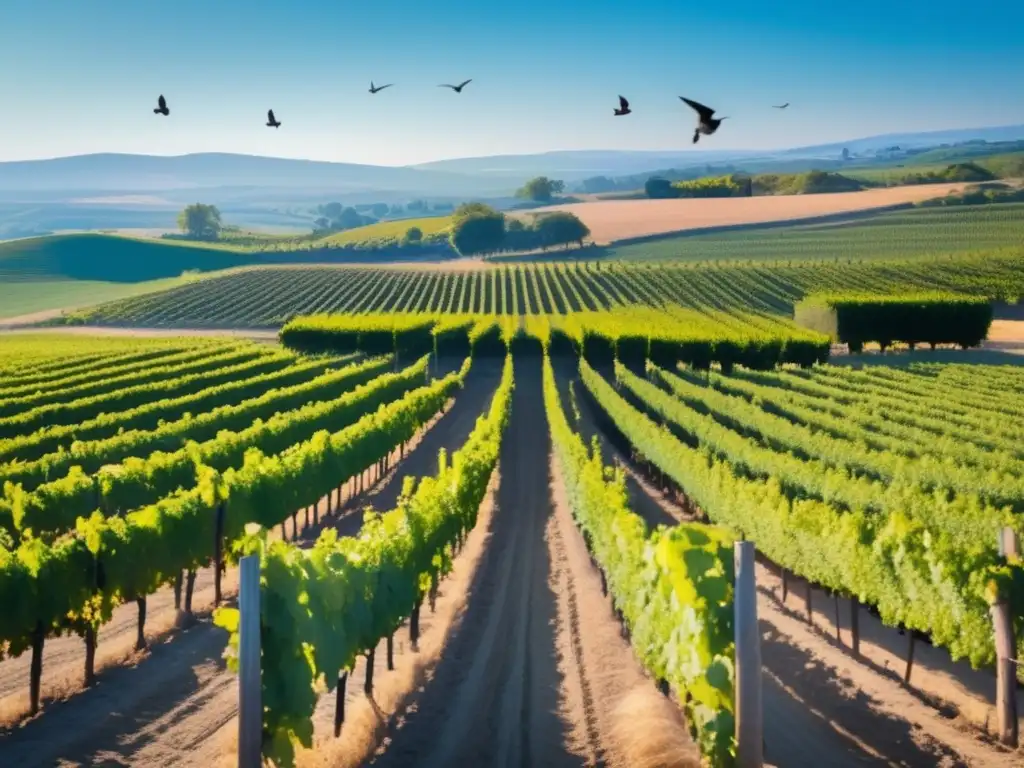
[449,209,506,256]
[177,204,222,240]
[645,178,675,199]
[371,203,390,218]
[336,207,367,230]
[841,148,850,162]
[400,226,423,247]
[453,201,498,220]
[514,176,565,203]
[534,212,590,250]
[319,202,344,220]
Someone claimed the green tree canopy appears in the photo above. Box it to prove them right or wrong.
[319,202,344,220]
[449,208,506,256]
[534,212,590,250]
[644,178,674,199]
[400,226,423,246]
[453,201,498,220]
[370,203,390,218]
[336,207,366,230]
[514,176,565,202]
[177,203,223,240]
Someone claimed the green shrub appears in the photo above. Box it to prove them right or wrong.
[795,292,993,352]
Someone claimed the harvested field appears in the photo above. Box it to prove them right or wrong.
[541,183,971,244]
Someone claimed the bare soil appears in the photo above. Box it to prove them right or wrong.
[984,320,1024,355]
[542,184,971,244]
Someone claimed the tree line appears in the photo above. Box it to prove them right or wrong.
[447,203,590,257]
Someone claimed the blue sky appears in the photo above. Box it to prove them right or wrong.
[2,0,1022,165]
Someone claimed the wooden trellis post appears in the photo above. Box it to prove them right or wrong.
[734,541,764,767]
[237,555,262,768]
[992,526,1019,748]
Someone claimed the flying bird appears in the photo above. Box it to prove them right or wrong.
[266,109,281,128]
[613,95,631,116]
[369,81,393,94]
[679,96,728,144]
[439,79,472,93]
[153,95,169,116]
[773,102,790,109]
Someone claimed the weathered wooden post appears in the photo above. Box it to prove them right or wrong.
[850,597,861,657]
[214,502,226,606]
[735,541,764,768]
[992,526,1019,747]
[238,555,262,768]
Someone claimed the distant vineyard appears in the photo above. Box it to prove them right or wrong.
[604,204,1024,261]
[65,250,1024,328]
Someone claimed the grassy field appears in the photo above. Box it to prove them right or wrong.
[0,233,261,320]
[318,215,452,246]
[0,277,193,322]
[599,203,1024,262]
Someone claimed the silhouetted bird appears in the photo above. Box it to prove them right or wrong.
[369,81,393,94]
[679,96,727,144]
[614,96,631,116]
[266,109,281,128]
[773,103,790,109]
[153,95,169,116]
[439,79,472,93]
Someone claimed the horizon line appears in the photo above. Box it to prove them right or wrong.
[1,120,1022,169]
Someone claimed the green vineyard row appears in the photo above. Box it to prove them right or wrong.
[543,356,736,765]
[0,353,377,493]
[215,355,512,768]
[0,358,471,666]
[580,358,1021,668]
[0,337,221,386]
[0,345,299,439]
[730,366,1022,448]
[65,250,1024,328]
[281,308,831,371]
[644,364,1024,511]
[0,343,260,417]
[0,342,226,399]
[0,353,351,464]
[4,356,430,538]
[700,368,1022,475]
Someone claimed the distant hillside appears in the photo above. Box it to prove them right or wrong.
[0,234,255,284]
[415,125,1024,180]
[0,153,505,196]
[585,140,1024,194]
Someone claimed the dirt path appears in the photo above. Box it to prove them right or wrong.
[367,358,696,768]
[0,567,223,715]
[0,567,237,768]
[0,359,499,768]
[367,358,581,768]
[559,363,1020,767]
[984,319,1024,356]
